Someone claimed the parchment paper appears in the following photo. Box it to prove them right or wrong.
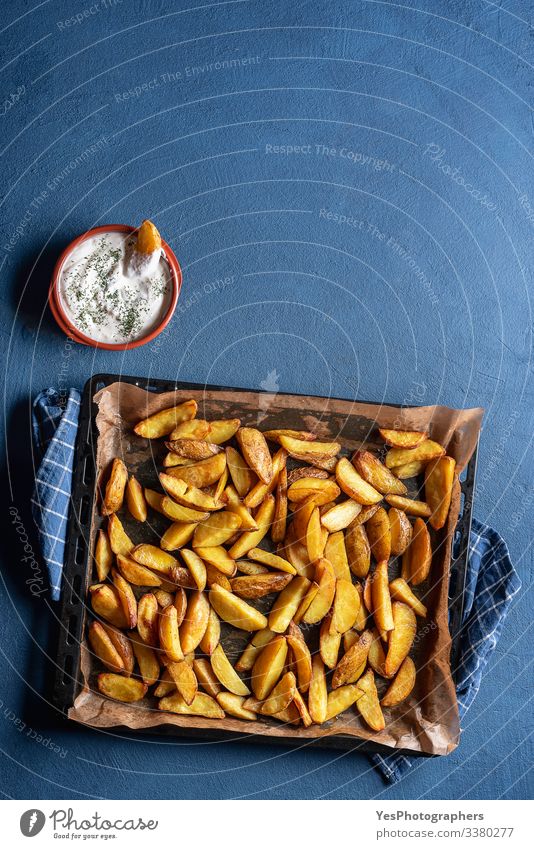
[69,381,483,756]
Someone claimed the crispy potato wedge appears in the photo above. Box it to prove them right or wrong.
[209,584,268,631]
[174,587,188,625]
[180,590,210,654]
[167,660,198,705]
[279,434,340,461]
[228,494,275,559]
[165,438,222,461]
[388,508,413,555]
[325,683,362,720]
[366,507,391,562]
[292,497,318,545]
[324,532,351,582]
[260,671,296,715]
[289,688,312,726]
[134,400,197,438]
[236,628,275,672]
[193,658,222,697]
[425,455,456,530]
[207,418,241,444]
[236,560,269,575]
[352,583,367,631]
[159,474,221,511]
[308,655,328,724]
[378,427,428,448]
[385,439,445,470]
[336,458,382,505]
[97,673,147,703]
[89,621,125,672]
[293,580,319,624]
[287,467,329,485]
[268,576,310,633]
[385,494,431,518]
[194,545,236,577]
[367,628,388,677]
[286,622,312,693]
[244,447,286,509]
[363,574,373,614]
[225,446,256,497]
[212,466,229,503]
[222,485,258,531]
[101,458,128,516]
[132,544,178,578]
[237,427,273,485]
[199,607,220,655]
[372,559,394,632]
[144,488,166,515]
[217,692,257,720]
[160,522,197,552]
[391,460,426,479]
[287,477,341,505]
[251,635,288,699]
[159,691,225,718]
[205,563,232,591]
[352,450,407,496]
[282,524,314,579]
[210,644,250,696]
[332,630,372,688]
[107,513,134,556]
[111,569,137,629]
[321,499,361,533]
[381,656,416,707]
[404,517,432,585]
[389,578,427,617]
[319,612,341,668]
[162,452,194,468]
[154,589,174,608]
[94,529,113,582]
[230,572,292,598]
[89,584,128,629]
[137,593,159,645]
[116,554,161,587]
[247,547,296,575]
[101,623,134,674]
[160,497,209,523]
[264,429,317,444]
[193,511,242,547]
[331,578,361,634]
[301,558,336,625]
[306,507,325,562]
[355,669,385,731]
[384,603,416,677]
[351,504,381,525]
[180,548,206,591]
[125,475,147,522]
[130,636,160,685]
[169,418,210,441]
[166,452,226,489]
[153,668,175,698]
[345,521,371,578]
[159,603,183,661]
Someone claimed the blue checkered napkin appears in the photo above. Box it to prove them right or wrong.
[372,518,521,783]
[31,388,81,600]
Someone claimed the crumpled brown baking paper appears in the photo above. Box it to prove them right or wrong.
[69,382,483,755]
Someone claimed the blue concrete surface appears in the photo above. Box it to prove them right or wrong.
[1,0,532,800]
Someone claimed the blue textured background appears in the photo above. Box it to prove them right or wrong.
[1,0,532,800]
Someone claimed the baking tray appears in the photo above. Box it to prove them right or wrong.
[52,373,478,755]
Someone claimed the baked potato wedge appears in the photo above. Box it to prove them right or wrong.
[193,511,242,547]
[319,612,341,668]
[134,399,197,438]
[137,592,159,646]
[225,446,256,497]
[287,477,340,505]
[271,465,288,543]
[206,418,241,444]
[125,475,147,522]
[165,452,226,489]
[158,603,183,661]
[209,584,268,631]
[425,455,456,530]
[167,660,198,705]
[268,576,310,633]
[230,572,292,598]
[324,531,351,582]
[378,427,428,448]
[165,438,221,461]
[222,484,258,531]
[325,683,362,720]
[355,669,385,731]
[199,607,220,655]
[97,673,147,703]
[384,439,445,470]
[89,621,125,673]
[210,644,250,696]
[336,458,382,505]
[332,630,372,688]
[260,671,296,715]
[158,691,225,718]
[372,559,394,633]
[169,418,210,441]
[111,569,137,629]
[385,494,431,518]
[227,494,275,559]
[384,603,416,677]
[101,458,128,516]
[331,578,361,634]
[236,427,273,485]
[286,621,312,693]
[160,522,197,552]
[345,521,371,579]
[389,577,427,617]
[116,554,161,587]
[130,636,160,686]
[107,513,134,556]
[217,692,257,720]
[352,450,407,496]
[193,545,236,577]
[321,499,361,533]
[366,507,391,562]
[381,656,416,707]
[403,518,432,585]
[246,547,296,575]
[388,508,412,555]
[244,447,286,509]
[301,558,336,625]
[251,635,288,699]
[160,497,209,523]
[308,655,328,723]
[180,548,207,591]
[94,529,113,582]
[89,583,128,629]
[193,657,222,697]
[180,590,210,654]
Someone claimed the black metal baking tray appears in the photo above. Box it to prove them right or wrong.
[53,373,478,755]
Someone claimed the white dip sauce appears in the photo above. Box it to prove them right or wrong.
[58,231,172,343]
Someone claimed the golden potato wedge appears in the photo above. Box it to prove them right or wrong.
[209,584,268,631]
[352,451,407,496]
[162,452,194,468]
[385,494,431,518]
[352,583,367,631]
[130,636,160,685]
[404,517,432,585]
[193,658,222,697]
[159,474,222,511]
[236,427,273,485]
[167,660,198,705]
[193,511,242,547]
[169,418,210,441]
[321,499,362,533]
[391,460,426,479]
[159,691,225,718]
[292,687,313,725]
[301,558,336,625]
[89,584,128,629]
[235,628,275,672]
[165,438,222,461]
[336,458,382,505]
[246,548,296,575]
[217,692,257,720]
[282,524,314,579]
[180,590,210,654]
[384,603,416,677]
[308,655,328,724]
[381,656,416,707]
[222,485,258,531]
[101,623,134,674]
[385,439,445,470]
[154,589,174,609]
[331,578,361,634]
[260,671,296,715]
[227,494,275,559]
[305,506,325,562]
[355,669,385,731]
[389,577,427,617]
[159,603,183,661]
[210,644,250,696]
[366,507,391,562]
[213,466,229,503]
[287,467,329,485]
[125,475,147,522]
[199,607,220,655]
[132,544,178,579]
[267,576,310,633]
[116,554,161,587]
[351,504,381,525]
[251,635,288,699]
[264,429,317,444]
[144,488,166,515]
[319,612,341,668]
[89,621,125,672]
[244,447,286,509]
[111,569,137,629]
[325,683,362,720]
[345,521,371,579]
[134,399,197,438]
[378,427,428,448]
[173,587,187,626]
[160,497,209,523]
[236,560,269,575]
[293,580,319,624]
[332,630,372,688]
[205,563,232,591]
[372,559,394,632]
[271,465,288,543]
[166,452,226,489]
[107,513,134,556]
[279,434,340,462]
[206,418,241,444]
[179,548,206,591]
[425,455,456,530]
[363,574,373,614]
[388,508,413,556]
[137,593,159,645]
[286,622,312,693]
[324,532,351,582]
[97,673,147,703]
[94,529,113,582]
[136,218,161,253]
[225,446,256,497]
[101,458,128,516]
[153,668,176,698]
[194,545,236,577]
[367,628,388,677]
[287,477,341,505]
[343,628,358,652]
[160,522,197,552]
[230,572,292,599]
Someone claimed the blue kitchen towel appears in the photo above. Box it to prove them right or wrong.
[31,388,521,782]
